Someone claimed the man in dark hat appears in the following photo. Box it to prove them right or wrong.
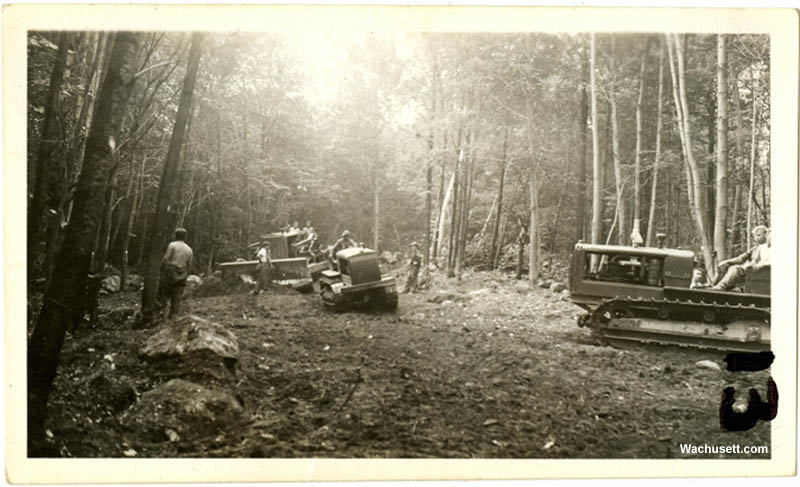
[329,230,358,258]
[253,237,272,295]
[159,227,193,318]
[403,241,422,293]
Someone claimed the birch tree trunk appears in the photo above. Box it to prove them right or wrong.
[670,34,714,274]
[746,77,760,248]
[575,50,589,244]
[590,33,603,251]
[633,37,651,245]
[608,36,628,246]
[646,39,665,247]
[714,34,729,262]
[436,171,456,265]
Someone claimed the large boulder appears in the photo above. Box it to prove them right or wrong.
[183,274,204,296]
[119,379,244,443]
[380,251,398,265]
[101,275,121,293]
[549,282,567,293]
[139,315,240,386]
[194,274,225,297]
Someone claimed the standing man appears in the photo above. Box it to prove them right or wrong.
[403,242,422,293]
[253,237,272,295]
[159,228,193,319]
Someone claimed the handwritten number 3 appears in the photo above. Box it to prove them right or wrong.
[719,352,779,432]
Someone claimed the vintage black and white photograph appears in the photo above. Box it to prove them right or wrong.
[5,3,798,482]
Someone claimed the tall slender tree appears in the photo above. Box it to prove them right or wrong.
[714,34,729,263]
[141,32,205,322]
[28,33,69,274]
[646,39,666,247]
[28,32,140,454]
[590,33,602,251]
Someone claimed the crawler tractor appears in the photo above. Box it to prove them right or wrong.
[319,247,398,311]
[569,243,770,352]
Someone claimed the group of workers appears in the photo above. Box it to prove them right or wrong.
[154,219,768,320]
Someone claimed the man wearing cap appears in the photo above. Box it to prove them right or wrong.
[329,230,358,258]
[655,233,667,249]
[713,226,770,291]
[159,228,193,318]
[404,241,422,293]
[253,237,272,295]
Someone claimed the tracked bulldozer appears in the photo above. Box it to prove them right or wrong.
[569,243,770,353]
[319,247,398,312]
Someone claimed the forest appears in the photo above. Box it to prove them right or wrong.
[25,30,771,458]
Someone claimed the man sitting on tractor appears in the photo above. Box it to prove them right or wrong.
[713,225,770,291]
[328,230,358,268]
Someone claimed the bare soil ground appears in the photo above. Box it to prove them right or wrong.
[43,269,771,458]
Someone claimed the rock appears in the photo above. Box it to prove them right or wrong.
[468,288,490,296]
[537,279,552,289]
[101,275,121,293]
[427,291,461,304]
[125,273,143,291]
[139,315,240,385]
[103,306,136,325]
[119,379,244,442]
[186,274,203,287]
[549,282,567,293]
[514,281,530,294]
[696,360,721,371]
[195,275,224,296]
[183,275,204,296]
[441,300,453,307]
[379,251,398,265]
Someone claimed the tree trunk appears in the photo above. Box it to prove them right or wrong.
[29,33,69,276]
[633,36,651,245]
[670,34,714,274]
[433,132,448,263]
[528,164,540,282]
[119,157,140,292]
[373,155,380,251]
[490,127,510,269]
[447,123,464,277]
[425,134,433,266]
[714,34,729,263]
[457,121,478,280]
[436,170,455,265]
[590,34,603,252]
[746,77,760,249]
[576,50,589,244]
[447,146,462,277]
[28,32,140,455]
[608,36,628,246]
[646,39,665,246]
[141,33,205,321]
